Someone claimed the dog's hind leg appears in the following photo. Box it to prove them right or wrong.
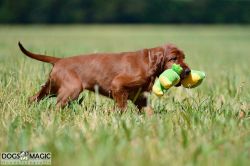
[29,80,54,103]
[55,80,83,109]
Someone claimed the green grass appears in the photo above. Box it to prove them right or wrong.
[0,25,250,166]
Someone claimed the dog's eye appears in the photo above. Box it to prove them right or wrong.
[170,57,177,61]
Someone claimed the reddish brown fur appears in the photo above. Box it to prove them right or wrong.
[18,42,190,111]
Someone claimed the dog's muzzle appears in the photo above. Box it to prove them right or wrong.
[175,68,191,87]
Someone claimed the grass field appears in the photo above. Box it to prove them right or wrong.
[0,25,250,166]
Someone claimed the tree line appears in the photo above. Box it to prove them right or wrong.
[0,0,249,24]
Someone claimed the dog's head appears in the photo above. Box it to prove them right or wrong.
[163,44,190,86]
[148,44,190,86]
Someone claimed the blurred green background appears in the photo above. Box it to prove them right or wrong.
[0,0,250,24]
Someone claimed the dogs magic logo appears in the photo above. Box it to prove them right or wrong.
[1,151,51,165]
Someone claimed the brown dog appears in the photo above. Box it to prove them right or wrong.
[18,42,190,111]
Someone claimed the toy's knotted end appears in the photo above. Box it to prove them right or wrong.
[172,63,183,75]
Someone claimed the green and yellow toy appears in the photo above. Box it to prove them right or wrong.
[152,78,165,96]
[152,64,183,96]
[181,70,205,88]
[152,64,205,96]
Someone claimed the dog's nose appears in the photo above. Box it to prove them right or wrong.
[185,68,191,75]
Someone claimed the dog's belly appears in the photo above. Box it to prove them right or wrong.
[85,86,113,98]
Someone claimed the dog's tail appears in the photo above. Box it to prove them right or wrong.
[18,42,61,65]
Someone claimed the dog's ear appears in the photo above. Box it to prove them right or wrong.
[147,47,165,76]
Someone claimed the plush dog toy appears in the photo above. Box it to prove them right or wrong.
[181,70,206,88]
[152,64,183,96]
[152,64,205,96]
[152,78,165,96]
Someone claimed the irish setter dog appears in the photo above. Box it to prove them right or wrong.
[18,42,190,111]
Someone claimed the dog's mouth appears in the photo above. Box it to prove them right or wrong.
[175,81,182,87]
[174,76,185,87]
[175,69,191,87]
